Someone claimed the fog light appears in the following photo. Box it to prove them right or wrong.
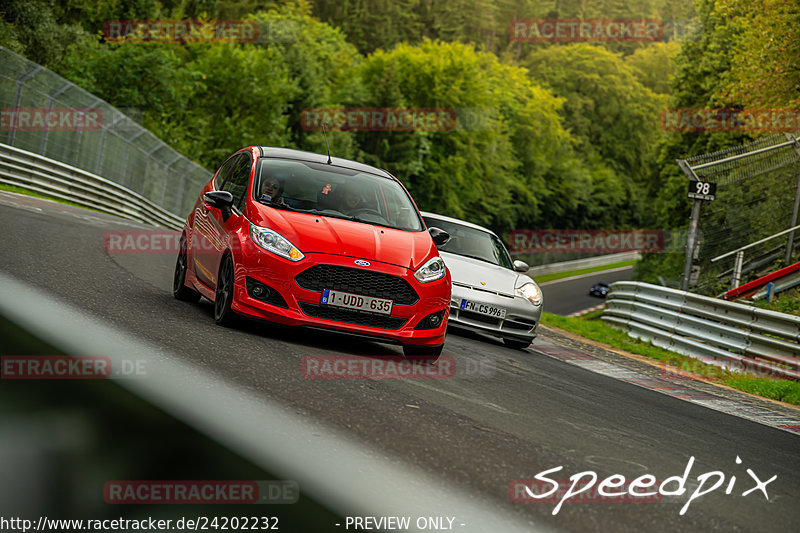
[246,277,272,300]
[415,309,447,330]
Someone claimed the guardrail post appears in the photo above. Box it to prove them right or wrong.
[785,134,800,264]
[766,282,775,303]
[731,250,745,290]
[8,65,43,146]
[678,159,702,291]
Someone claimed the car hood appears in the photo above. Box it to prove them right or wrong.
[439,251,529,295]
[248,207,436,270]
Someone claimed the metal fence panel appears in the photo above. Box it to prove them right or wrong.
[0,46,210,216]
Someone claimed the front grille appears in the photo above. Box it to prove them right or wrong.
[299,302,408,330]
[459,310,501,326]
[503,317,536,331]
[295,265,418,305]
[453,281,514,299]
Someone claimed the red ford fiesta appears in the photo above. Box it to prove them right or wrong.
[173,146,451,359]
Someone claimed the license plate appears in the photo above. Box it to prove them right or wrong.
[460,299,506,319]
[321,289,393,315]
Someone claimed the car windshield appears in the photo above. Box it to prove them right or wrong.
[423,217,513,269]
[254,158,423,232]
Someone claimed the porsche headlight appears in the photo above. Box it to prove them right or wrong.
[515,281,542,306]
[414,256,446,283]
[250,223,304,261]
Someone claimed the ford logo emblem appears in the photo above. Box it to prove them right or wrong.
[354,260,371,267]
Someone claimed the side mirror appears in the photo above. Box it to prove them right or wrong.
[428,227,450,247]
[204,191,234,221]
[513,260,529,273]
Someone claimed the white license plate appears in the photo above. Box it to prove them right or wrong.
[460,299,506,319]
[321,289,393,315]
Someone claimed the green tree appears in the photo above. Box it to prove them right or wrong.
[522,43,666,204]
[354,40,596,234]
[247,5,362,158]
[182,43,296,168]
[716,0,800,108]
[625,41,680,94]
[1,0,92,69]
[309,0,423,55]
[636,0,750,283]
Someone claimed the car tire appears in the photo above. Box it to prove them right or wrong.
[403,344,443,364]
[173,235,201,303]
[214,254,238,326]
[503,338,531,350]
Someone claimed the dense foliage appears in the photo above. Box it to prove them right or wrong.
[2,0,793,267]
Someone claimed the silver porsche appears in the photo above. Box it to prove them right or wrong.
[421,212,543,349]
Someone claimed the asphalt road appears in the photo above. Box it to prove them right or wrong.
[537,267,634,316]
[1,192,799,533]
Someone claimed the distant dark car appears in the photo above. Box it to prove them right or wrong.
[589,282,610,298]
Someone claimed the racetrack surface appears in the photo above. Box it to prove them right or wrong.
[2,192,799,533]
[537,267,634,316]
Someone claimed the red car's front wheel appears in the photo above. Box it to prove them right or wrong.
[173,235,200,303]
[214,255,238,326]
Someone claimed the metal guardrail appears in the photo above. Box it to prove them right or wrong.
[1,46,210,216]
[527,251,641,278]
[602,281,800,380]
[0,142,184,229]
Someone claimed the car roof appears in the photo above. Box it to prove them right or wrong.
[256,146,394,180]
[420,211,498,237]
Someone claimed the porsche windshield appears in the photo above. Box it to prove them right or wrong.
[424,218,513,269]
[254,158,423,232]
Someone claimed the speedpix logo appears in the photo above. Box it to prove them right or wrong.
[511,456,776,515]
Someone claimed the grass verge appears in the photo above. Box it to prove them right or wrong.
[533,260,638,284]
[540,311,800,407]
[754,289,800,317]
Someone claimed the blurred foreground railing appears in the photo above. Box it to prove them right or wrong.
[0,272,543,532]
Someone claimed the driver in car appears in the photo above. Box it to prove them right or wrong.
[259,174,286,206]
[337,182,368,215]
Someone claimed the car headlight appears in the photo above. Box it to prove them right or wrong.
[515,281,542,306]
[250,223,304,261]
[414,256,446,283]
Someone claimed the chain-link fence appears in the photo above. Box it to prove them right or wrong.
[0,47,210,216]
[680,134,800,296]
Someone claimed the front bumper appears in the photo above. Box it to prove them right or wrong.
[227,241,450,347]
[447,283,541,341]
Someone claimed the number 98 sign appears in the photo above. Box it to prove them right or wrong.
[687,180,716,201]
